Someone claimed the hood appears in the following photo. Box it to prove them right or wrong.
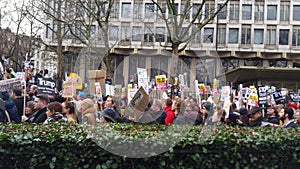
[5,100,16,109]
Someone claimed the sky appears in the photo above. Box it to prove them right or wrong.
[0,0,40,35]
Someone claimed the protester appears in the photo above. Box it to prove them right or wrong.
[247,106,264,127]
[163,98,175,126]
[99,108,116,123]
[22,94,49,123]
[0,98,9,123]
[62,101,77,123]
[0,90,20,123]
[139,99,166,124]
[28,85,38,101]
[25,101,35,117]
[103,95,121,119]
[266,105,280,125]
[282,107,297,128]
[80,98,98,125]
[12,88,27,119]
[44,101,67,124]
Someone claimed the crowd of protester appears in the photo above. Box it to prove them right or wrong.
[0,84,299,129]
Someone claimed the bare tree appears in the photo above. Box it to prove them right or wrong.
[150,0,229,84]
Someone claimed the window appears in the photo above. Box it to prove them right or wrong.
[99,2,108,17]
[98,27,102,40]
[109,25,119,41]
[145,3,154,18]
[133,2,142,19]
[230,1,239,20]
[205,1,215,20]
[52,24,57,39]
[221,58,238,72]
[90,25,96,39]
[228,28,238,44]
[280,2,290,21]
[267,5,277,20]
[203,28,214,43]
[155,27,165,42]
[279,29,289,45]
[156,2,166,20]
[64,25,72,39]
[150,56,168,80]
[269,59,287,67]
[132,26,142,41]
[218,4,227,20]
[254,29,264,44]
[191,26,201,45]
[46,23,51,39]
[121,2,131,18]
[241,25,251,45]
[242,4,252,20]
[192,3,201,19]
[255,2,264,21]
[293,5,300,21]
[266,26,276,45]
[244,58,263,67]
[110,1,119,18]
[121,23,130,42]
[292,26,300,47]
[75,2,85,18]
[217,25,226,45]
[144,23,154,42]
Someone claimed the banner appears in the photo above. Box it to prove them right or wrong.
[0,78,22,92]
[37,78,56,96]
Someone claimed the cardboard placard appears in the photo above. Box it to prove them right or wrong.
[124,87,149,121]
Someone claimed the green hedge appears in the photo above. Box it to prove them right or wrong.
[0,123,299,169]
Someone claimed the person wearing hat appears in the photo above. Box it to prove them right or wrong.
[99,108,116,123]
[247,106,264,127]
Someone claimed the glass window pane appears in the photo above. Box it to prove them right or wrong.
[279,29,289,45]
[156,27,165,42]
[109,26,119,41]
[255,3,264,21]
[133,2,142,19]
[132,26,142,41]
[145,3,154,18]
[218,4,227,20]
[293,6,300,21]
[230,3,239,20]
[280,4,289,21]
[242,5,252,20]
[122,3,131,18]
[203,28,214,43]
[229,28,238,43]
[267,5,277,20]
[254,29,263,44]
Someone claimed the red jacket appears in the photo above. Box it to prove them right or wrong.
[164,106,175,126]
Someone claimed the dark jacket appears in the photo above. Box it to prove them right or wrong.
[4,100,20,123]
[267,116,280,125]
[0,98,8,123]
[139,109,166,125]
[26,107,47,123]
[248,116,264,127]
[13,96,27,119]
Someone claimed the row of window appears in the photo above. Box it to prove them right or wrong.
[48,0,300,23]
[45,22,300,48]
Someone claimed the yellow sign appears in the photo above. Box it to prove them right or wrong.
[63,73,83,90]
[155,75,166,84]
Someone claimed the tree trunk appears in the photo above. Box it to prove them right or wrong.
[169,43,179,85]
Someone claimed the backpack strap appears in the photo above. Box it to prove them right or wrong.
[4,110,11,123]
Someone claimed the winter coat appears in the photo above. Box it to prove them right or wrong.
[26,107,47,123]
[164,106,175,126]
[4,100,20,123]
[44,112,67,124]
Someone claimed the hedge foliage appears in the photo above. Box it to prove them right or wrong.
[0,123,299,169]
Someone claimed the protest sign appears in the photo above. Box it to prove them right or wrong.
[0,78,22,93]
[272,90,286,104]
[125,87,149,121]
[137,68,148,92]
[155,75,167,90]
[37,78,56,96]
[62,84,75,98]
[289,92,299,103]
[258,86,268,105]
